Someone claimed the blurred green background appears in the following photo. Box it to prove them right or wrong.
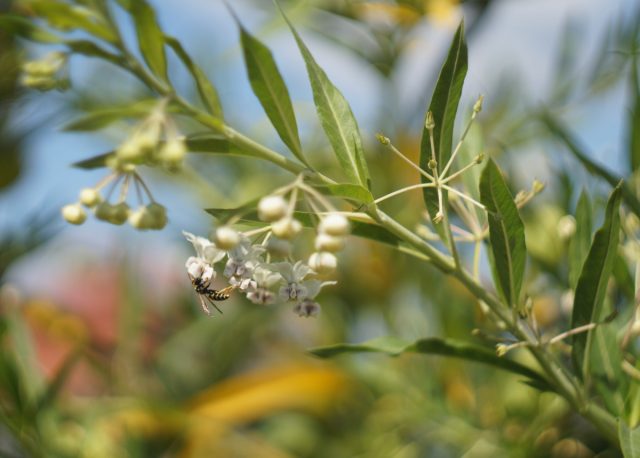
[0,0,638,456]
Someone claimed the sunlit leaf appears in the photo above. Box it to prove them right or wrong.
[311,337,552,391]
[281,6,370,188]
[420,21,467,228]
[628,56,640,172]
[0,15,62,43]
[237,23,305,164]
[165,36,223,119]
[569,190,592,289]
[620,421,640,458]
[571,184,622,377]
[479,159,526,308]
[63,100,159,131]
[130,0,167,81]
[29,1,116,42]
[65,40,122,66]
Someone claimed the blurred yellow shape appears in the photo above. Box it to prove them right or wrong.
[355,3,422,26]
[188,363,350,424]
[424,0,459,25]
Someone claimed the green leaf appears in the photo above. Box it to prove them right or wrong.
[0,15,62,43]
[36,349,83,410]
[130,0,168,81]
[237,24,305,164]
[590,316,626,415]
[569,190,592,289]
[311,337,551,391]
[571,184,622,377]
[164,36,223,119]
[541,112,640,215]
[281,7,370,188]
[63,100,159,131]
[628,56,640,172]
[479,159,526,308]
[65,40,122,65]
[319,183,374,205]
[420,21,468,227]
[30,1,116,42]
[620,421,640,458]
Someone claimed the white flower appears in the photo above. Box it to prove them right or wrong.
[183,231,225,264]
[245,267,282,305]
[185,257,214,282]
[294,299,321,317]
[223,236,265,288]
[272,261,336,302]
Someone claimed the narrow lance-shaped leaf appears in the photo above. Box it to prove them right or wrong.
[569,190,592,289]
[130,0,168,81]
[280,7,370,188]
[620,421,640,458]
[311,337,552,391]
[571,183,622,377]
[541,112,640,215]
[237,23,306,165]
[479,159,526,308]
[629,55,640,172]
[164,36,223,119]
[420,21,468,227]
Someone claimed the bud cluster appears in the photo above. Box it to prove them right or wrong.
[184,177,351,317]
[21,52,69,92]
[109,101,187,172]
[61,171,166,230]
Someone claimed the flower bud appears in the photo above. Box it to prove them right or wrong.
[94,202,114,221]
[271,217,302,239]
[61,203,86,225]
[109,202,130,225]
[79,188,101,208]
[557,215,576,240]
[314,233,344,252]
[116,137,145,162]
[375,133,390,145]
[319,213,350,236]
[146,203,167,229]
[128,206,154,229]
[308,252,337,275]
[137,123,161,155]
[157,138,186,169]
[213,226,240,249]
[473,94,484,113]
[258,195,288,222]
[266,237,291,257]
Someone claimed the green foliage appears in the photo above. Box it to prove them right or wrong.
[620,421,640,458]
[281,7,370,188]
[311,336,551,390]
[236,22,305,164]
[420,21,468,227]
[129,0,168,81]
[569,190,593,289]
[479,159,526,308]
[571,184,622,377]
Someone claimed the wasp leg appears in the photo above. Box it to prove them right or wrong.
[204,295,223,314]
[198,294,211,315]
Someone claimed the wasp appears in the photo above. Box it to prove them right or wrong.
[189,275,236,315]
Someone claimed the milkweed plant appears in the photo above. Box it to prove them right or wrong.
[7,0,640,454]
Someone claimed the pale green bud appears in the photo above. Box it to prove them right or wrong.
[375,133,390,145]
[61,203,86,225]
[79,188,101,207]
[94,202,114,221]
[319,213,350,236]
[308,252,337,275]
[314,233,344,252]
[146,203,167,229]
[213,226,240,249]
[271,217,302,239]
[157,138,186,169]
[425,111,435,130]
[110,203,130,225]
[116,137,145,162]
[258,195,288,222]
[128,206,154,229]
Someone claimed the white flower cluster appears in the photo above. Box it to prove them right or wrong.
[184,229,337,317]
[183,184,351,317]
